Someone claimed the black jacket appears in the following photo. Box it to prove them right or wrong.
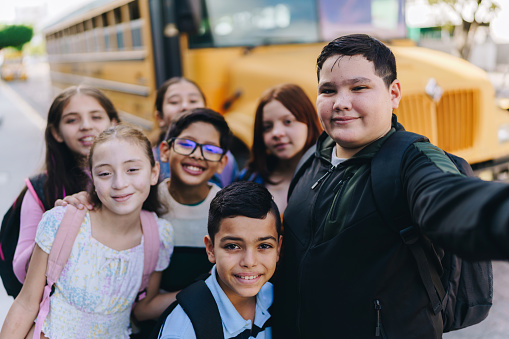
[273,119,509,339]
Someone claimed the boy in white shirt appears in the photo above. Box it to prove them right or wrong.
[158,181,282,339]
[156,108,231,295]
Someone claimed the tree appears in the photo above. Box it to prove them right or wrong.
[427,0,500,59]
[0,25,33,50]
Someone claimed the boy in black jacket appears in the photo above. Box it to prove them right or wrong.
[273,33,509,338]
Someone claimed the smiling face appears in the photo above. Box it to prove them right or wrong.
[165,121,227,188]
[52,94,114,158]
[316,54,401,158]
[262,100,309,161]
[204,214,282,308]
[159,81,206,128]
[91,139,159,217]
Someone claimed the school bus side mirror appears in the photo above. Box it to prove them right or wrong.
[176,0,202,34]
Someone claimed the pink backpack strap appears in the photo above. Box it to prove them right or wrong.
[33,205,86,339]
[136,210,160,301]
[25,177,45,211]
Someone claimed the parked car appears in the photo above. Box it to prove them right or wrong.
[1,51,27,81]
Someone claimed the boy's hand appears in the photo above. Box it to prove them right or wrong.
[54,191,94,210]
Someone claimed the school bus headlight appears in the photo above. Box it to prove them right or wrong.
[498,124,509,143]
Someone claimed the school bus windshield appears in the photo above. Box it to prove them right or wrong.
[189,0,406,48]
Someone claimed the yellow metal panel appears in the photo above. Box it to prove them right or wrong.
[395,94,437,143]
[436,89,478,152]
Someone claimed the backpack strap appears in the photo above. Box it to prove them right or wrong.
[33,205,86,339]
[25,178,45,212]
[371,130,445,315]
[149,279,221,339]
[371,130,427,227]
[150,299,180,339]
[177,280,224,339]
[136,210,160,301]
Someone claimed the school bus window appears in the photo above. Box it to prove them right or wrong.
[73,24,78,53]
[46,35,52,54]
[129,0,142,49]
[128,0,140,20]
[188,0,319,48]
[114,7,124,50]
[103,12,111,50]
[102,11,110,51]
[76,22,84,53]
[317,0,405,41]
[130,19,143,49]
[120,5,133,50]
[68,26,74,53]
[72,25,78,53]
[55,32,60,54]
[107,11,119,51]
[84,19,93,52]
[102,13,109,26]
[114,8,122,24]
[63,29,70,54]
[187,0,213,48]
[116,27,124,50]
[92,16,103,52]
[104,32,110,50]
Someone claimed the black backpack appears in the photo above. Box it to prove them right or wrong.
[371,130,493,332]
[150,280,224,339]
[0,174,47,297]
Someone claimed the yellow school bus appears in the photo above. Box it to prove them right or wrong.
[43,0,509,178]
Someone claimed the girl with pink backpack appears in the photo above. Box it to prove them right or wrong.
[0,124,175,338]
[12,85,121,288]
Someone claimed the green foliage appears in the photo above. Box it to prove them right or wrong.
[0,25,34,50]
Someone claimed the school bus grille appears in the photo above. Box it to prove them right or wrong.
[395,89,478,153]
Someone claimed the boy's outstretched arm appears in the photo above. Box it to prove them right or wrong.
[0,245,48,338]
[404,146,509,260]
[132,271,179,321]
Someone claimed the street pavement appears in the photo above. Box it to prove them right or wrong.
[1,61,509,336]
[0,76,46,325]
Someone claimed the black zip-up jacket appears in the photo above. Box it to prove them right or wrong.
[273,119,509,339]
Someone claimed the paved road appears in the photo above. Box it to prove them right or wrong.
[1,61,509,337]
[0,81,46,325]
[443,261,509,339]
[0,59,57,325]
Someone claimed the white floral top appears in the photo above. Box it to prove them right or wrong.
[35,206,174,339]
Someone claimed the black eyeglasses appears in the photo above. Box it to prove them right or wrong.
[168,138,225,162]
